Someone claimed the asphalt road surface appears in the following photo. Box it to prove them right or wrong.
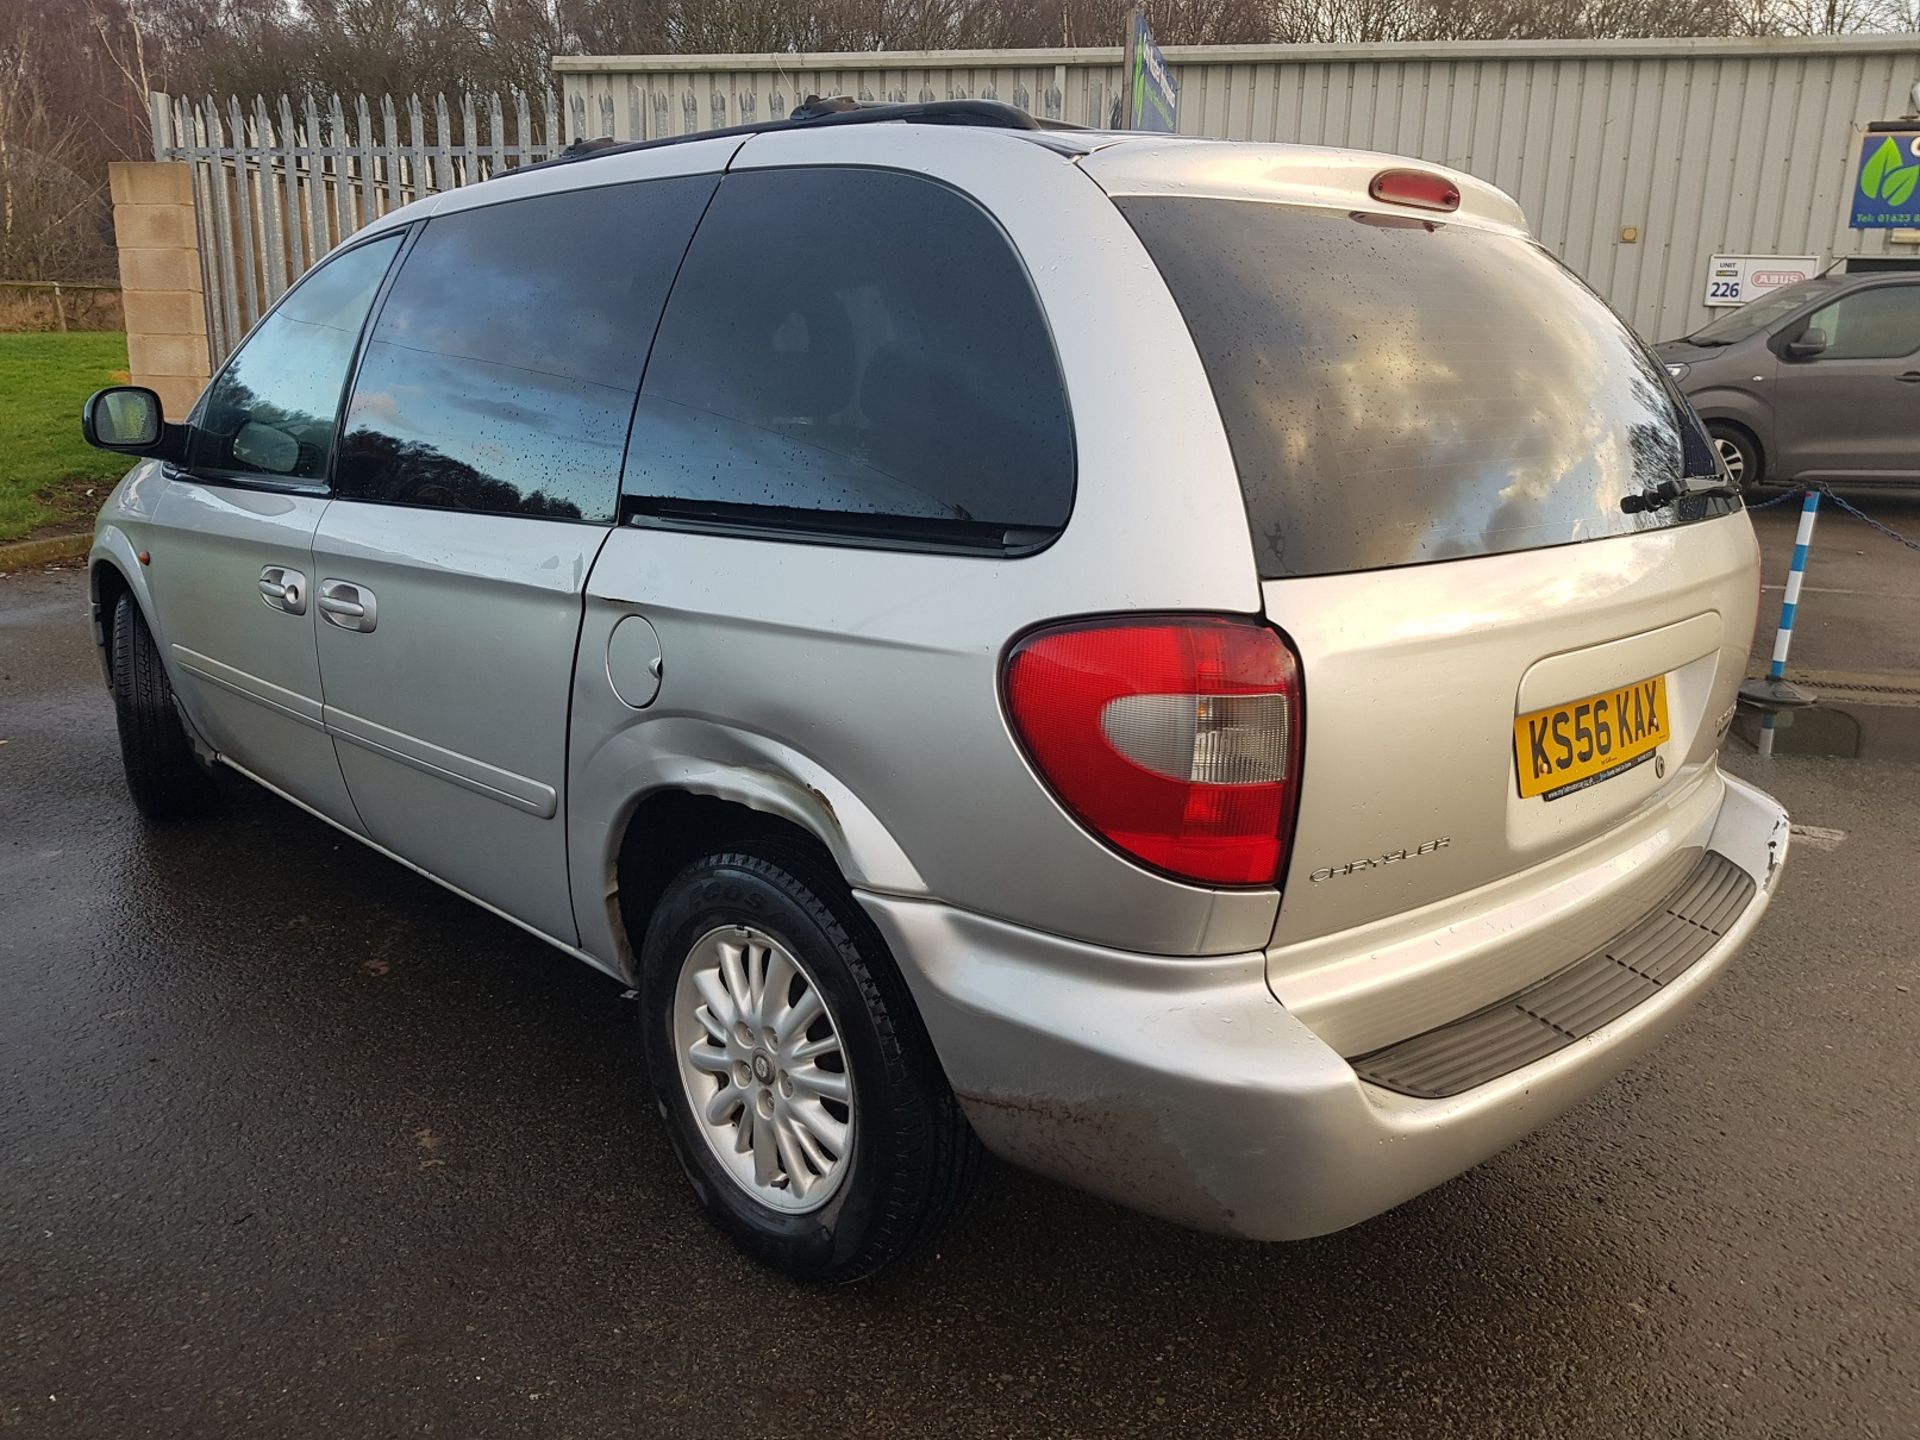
[4,558,1917,1439]
[1747,489,1920,678]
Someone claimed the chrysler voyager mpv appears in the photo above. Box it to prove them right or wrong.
[83,101,1789,1282]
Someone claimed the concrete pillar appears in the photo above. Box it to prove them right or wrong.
[110,162,210,421]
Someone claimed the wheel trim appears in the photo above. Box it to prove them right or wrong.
[1713,435,1745,484]
[672,924,855,1214]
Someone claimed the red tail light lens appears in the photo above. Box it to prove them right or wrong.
[1004,617,1305,887]
[1368,168,1461,213]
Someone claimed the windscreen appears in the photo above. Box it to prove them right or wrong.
[1117,197,1730,579]
[1686,277,1834,344]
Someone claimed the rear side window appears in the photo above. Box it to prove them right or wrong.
[623,167,1074,552]
[1118,198,1731,579]
[335,175,718,522]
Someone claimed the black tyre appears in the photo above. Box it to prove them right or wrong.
[109,592,219,821]
[1708,422,1764,492]
[638,846,980,1283]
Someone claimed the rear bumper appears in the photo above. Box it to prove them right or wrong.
[859,771,1788,1241]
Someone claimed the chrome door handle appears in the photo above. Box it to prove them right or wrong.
[258,566,307,615]
[318,579,377,632]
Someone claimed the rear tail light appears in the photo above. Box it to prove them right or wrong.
[1003,616,1305,887]
[1369,168,1461,213]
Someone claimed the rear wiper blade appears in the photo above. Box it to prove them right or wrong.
[1621,475,1741,514]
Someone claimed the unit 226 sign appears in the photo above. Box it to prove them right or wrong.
[1851,130,1920,228]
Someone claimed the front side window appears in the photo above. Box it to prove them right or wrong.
[334,175,719,522]
[188,234,403,482]
[1801,286,1920,360]
[623,167,1075,552]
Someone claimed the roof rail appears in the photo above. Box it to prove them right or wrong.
[543,96,1079,170]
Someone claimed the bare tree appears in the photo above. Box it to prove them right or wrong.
[1749,0,1917,32]
[0,0,137,278]
[2,0,1916,284]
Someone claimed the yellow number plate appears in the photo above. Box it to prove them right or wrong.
[1514,675,1670,801]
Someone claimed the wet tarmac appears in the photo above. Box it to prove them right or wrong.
[1747,488,1920,678]
[1732,701,1920,762]
[4,566,1918,1438]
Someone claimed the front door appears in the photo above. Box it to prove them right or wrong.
[310,167,719,942]
[149,232,405,825]
[1774,281,1920,483]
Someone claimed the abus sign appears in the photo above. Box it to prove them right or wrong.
[1702,253,1822,308]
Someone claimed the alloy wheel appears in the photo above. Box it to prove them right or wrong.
[672,924,854,1213]
[1713,435,1745,486]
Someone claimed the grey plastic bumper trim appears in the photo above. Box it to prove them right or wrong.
[1351,850,1756,1099]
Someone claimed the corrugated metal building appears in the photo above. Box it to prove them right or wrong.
[556,35,1920,338]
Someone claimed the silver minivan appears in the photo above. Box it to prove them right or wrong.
[83,102,1789,1282]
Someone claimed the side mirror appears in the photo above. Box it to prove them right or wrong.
[1785,327,1828,360]
[81,386,183,461]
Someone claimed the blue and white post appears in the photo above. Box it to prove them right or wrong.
[1739,489,1821,711]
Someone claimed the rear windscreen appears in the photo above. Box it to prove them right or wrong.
[1117,197,1730,579]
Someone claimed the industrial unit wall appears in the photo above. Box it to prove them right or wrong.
[556,36,1920,339]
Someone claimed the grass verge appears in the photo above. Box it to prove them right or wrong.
[0,332,134,542]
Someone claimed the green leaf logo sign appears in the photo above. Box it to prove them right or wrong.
[1863,135,1920,209]
[1864,137,1900,197]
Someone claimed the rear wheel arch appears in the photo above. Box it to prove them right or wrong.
[613,791,853,975]
[609,791,952,1095]
[582,745,928,979]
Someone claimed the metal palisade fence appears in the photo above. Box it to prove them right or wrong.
[151,90,580,361]
[157,33,1920,357]
[153,76,1093,365]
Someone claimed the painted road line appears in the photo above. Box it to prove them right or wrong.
[1788,824,1848,852]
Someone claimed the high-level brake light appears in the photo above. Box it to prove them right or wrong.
[1369,168,1461,213]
